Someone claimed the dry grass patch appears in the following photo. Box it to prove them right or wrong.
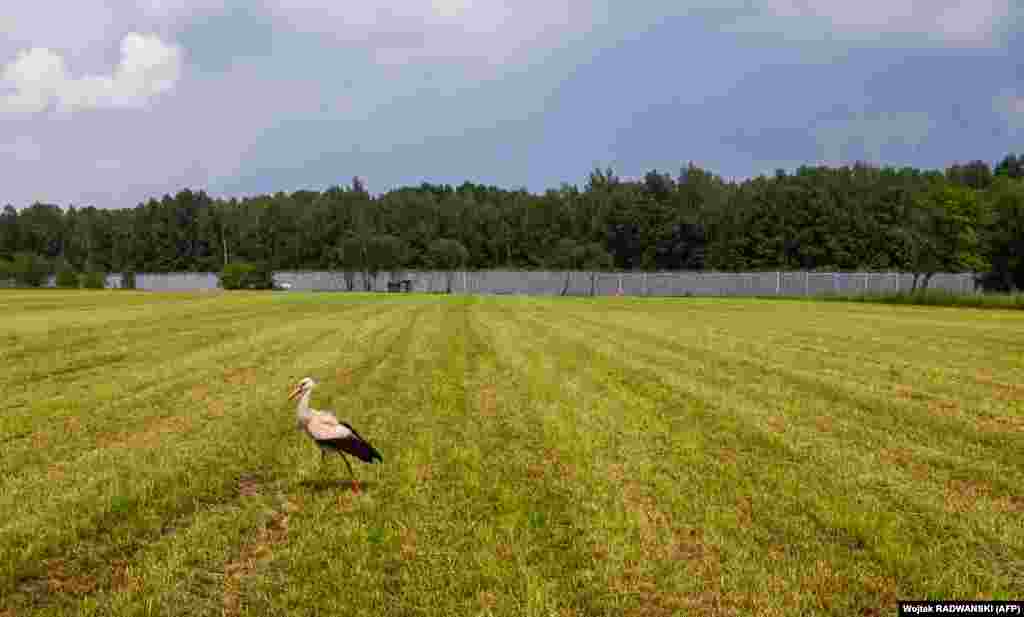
[608,464,726,614]
[478,384,497,417]
[894,384,917,400]
[335,367,354,385]
[399,526,418,560]
[222,500,293,617]
[946,479,1024,514]
[44,559,98,596]
[109,559,141,593]
[927,398,961,417]
[477,590,498,611]
[98,413,192,450]
[975,370,1024,401]
[223,367,257,386]
[237,475,262,498]
[189,384,210,402]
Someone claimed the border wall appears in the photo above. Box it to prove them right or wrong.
[36,270,978,296]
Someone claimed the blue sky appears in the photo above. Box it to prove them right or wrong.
[1,1,1021,208]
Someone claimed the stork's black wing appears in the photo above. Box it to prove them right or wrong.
[321,425,383,463]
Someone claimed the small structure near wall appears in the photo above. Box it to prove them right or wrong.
[387,279,412,293]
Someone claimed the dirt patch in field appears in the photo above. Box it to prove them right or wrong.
[946,479,1024,514]
[223,368,257,386]
[399,526,418,560]
[110,559,141,593]
[416,464,434,483]
[189,384,210,402]
[45,559,98,595]
[237,475,262,498]
[99,413,192,450]
[977,413,1024,433]
[608,463,727,615]
[479,384,498,417]
[975,371,1024,401]
[801,560,853,609]
[336,368,354,385]
[222,498,294,617]
[207,399,226,417]
[478,590,498,611]
[47,462,67,482]
[894,384,918,401]
[927,398,961,418]
[495,543,514,561]
[878,448,932,482]
[764,415,787,434]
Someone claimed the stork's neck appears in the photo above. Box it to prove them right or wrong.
[295,389,312,419]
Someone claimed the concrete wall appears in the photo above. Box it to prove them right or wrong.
[36,269,978,296]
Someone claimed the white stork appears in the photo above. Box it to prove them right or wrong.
[288,377,382,493]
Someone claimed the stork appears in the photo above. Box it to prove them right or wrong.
[288,377,382,493]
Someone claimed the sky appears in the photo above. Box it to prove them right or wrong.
[1,1,1022,208]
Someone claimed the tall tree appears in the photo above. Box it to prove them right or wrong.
[428,238,469,293]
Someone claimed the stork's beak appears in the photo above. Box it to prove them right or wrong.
[288,384,303,401]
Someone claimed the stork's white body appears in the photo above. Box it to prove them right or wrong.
[288,377,382,492]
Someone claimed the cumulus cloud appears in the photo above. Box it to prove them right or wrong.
[0,33,182,114]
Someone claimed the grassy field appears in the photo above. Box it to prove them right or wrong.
[1,290,1022,616]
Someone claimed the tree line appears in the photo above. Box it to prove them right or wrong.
[2,155,1023,291]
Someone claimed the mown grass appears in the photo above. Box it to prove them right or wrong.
[1,290,1021,616]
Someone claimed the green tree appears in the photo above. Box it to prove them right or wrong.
[904,183,987,290]
[9,252,53,287]
[979,178,1024,291]
[55,265,79,288]
[428,238,469,293]
[367,234,409,287]
[219,261,274,290]
[994,154,1023,180]
[334,236,364,291]
[81,270,106,289]
[0,205,19,259]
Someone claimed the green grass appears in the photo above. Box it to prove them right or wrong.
[824,289,1024,310]
[1,290,1022,616]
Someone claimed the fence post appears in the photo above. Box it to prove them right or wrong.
[643,272,648,297]
[776,271,781,296]
[804,271,809,296]
[895,272,900,293]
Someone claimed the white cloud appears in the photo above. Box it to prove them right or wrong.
[722,0,1009,45]
[0,33,182,114]
[265,0,584,69]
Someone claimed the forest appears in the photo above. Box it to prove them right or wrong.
[1,155,1023,291]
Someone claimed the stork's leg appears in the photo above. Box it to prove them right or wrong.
[339,453,361,493]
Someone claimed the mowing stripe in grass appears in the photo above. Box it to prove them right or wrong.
[0,302,421,610]
[508,299,1022,603]
[0,301,407,479]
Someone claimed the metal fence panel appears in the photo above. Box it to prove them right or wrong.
[31,270,980,296]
